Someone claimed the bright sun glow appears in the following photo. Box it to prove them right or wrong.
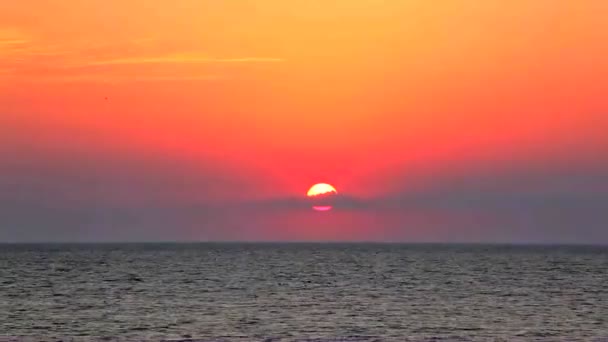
[307,183,338,212]
[307,183,337,197]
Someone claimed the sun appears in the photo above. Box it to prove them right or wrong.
[307,183,338,211]
[307,183,337,197]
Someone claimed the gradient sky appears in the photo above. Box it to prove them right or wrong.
[1,0,607,243]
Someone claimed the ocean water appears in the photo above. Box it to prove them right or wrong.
[1,243,607,341]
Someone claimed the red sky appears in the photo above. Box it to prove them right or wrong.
[1,1,607,242]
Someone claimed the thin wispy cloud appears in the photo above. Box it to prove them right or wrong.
[0,39,29,46]
[0,30,284,83]
[20,73,226,84]
[87,54,284,66]
[0,28,30,53]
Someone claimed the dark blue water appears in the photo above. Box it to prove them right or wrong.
[1,243,607,341]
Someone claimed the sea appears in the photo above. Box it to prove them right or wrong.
[1,243,607,342]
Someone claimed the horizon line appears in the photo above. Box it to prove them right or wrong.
[1,240,607,247]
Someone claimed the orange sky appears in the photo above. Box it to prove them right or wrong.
[1,1,608,242]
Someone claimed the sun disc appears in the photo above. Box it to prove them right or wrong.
[307,183,337,197]
[307,183,337,211]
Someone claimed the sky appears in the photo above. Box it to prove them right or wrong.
[1,0,607,243]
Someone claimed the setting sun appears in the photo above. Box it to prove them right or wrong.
[307,183,338,197]
[307,183,338,211]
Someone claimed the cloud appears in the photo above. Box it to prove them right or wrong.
[2,164,608,243]
[0,30,284,83]
[216,157,608,244]
[0,38,29,46]
[0,28,30,54]
[86,55,285,66]
[0,129,268,242]
[10,73,225,84]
